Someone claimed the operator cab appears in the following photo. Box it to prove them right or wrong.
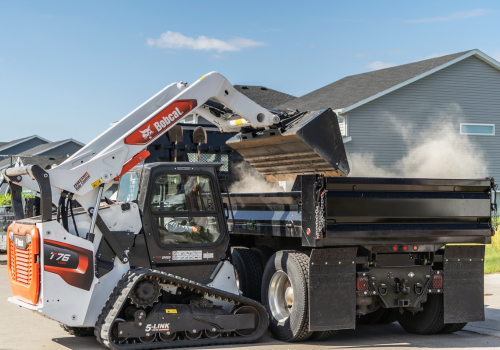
[121,162,230,283]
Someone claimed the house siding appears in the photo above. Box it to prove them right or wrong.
[0,138,47,162]
[344,56,500,179]
[38,142,82,156]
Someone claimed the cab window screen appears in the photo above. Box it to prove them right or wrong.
[117,171,141,202]
[151,175,214,212]
[156,216,220,245]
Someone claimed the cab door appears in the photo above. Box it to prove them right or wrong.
[140,164,229,282]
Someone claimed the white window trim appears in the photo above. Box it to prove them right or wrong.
[460,123,495,136]
[336,112,352,143]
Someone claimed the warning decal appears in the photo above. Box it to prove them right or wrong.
[172,250,202,261]
[74,172,90,191]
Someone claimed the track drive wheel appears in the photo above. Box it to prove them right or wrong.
[232,248,263,302]
[129,277,161,308]
[397,294,446,334]
[261,250,312,342]
[251,246,276,271]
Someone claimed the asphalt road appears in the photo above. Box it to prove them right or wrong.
[1,253,500,350]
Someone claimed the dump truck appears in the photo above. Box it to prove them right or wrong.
[3,71,495,348]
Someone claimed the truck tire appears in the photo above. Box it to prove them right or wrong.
[439,323,467,334]
[261,250,312,342]
[397,294,445,334]
[232,248,263,302]
[250,246,276,271]
[377,309,398,324]
[357,307,385,324]
[308,330,337,341]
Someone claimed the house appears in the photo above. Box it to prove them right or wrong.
[276,49,500,179]
[0,137,84,195]
[0,138,84,171]
[0,135,51,163]
[233,85,297,108]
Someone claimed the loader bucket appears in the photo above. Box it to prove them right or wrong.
[226,108,349,181]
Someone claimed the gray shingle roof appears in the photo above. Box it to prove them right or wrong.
[234,85,297,108]
[18,140,67,156]
[0,136,39,152]
[276,50,474,112]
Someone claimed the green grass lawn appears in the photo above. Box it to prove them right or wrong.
[485,232,500,274]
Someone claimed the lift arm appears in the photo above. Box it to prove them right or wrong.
[6,72,279,208]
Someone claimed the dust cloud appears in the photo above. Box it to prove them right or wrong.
[229,161,283,193]
[349,121,488,179]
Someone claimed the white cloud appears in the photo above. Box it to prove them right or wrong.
[146,31,267,53]
[365,61,397,70]
[407,9,491,23]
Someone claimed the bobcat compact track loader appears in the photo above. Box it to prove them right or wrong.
[4,72,348,349]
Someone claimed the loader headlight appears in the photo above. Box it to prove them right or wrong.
[25,233,31,244]
[9,231,13,241]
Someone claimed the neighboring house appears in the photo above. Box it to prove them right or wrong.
[17,139,84,158]
[276,49,500,179]
[0,135,50,163]
[0,138,84,195]
[234,85,297,108]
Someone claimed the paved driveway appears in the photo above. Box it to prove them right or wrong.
[1,253,500,350]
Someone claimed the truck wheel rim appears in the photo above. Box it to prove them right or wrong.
[268,270,293,322]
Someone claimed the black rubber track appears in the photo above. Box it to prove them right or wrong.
[397,294,446,335]
[261,251,313,342]
[94,268,269,349]
[250,247,276,271]
[232,248,263,302]
[439,322,467,334]
[308,330,337,341]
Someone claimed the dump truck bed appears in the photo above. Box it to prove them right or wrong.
[223,175,495,247]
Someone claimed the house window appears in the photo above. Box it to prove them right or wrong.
[337,115,347,137]
[460,123,495,136]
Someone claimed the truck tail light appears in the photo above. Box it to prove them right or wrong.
[432,273,443,289]
[357,276,369,291]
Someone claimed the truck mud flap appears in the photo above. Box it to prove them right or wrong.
[308,247,357,331]
[444,245,485,323]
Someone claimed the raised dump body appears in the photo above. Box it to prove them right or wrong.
[224,175,495,246]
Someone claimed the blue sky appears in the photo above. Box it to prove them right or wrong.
[1,0,499,143]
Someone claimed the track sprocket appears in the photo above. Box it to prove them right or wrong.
[129,276,161,308]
